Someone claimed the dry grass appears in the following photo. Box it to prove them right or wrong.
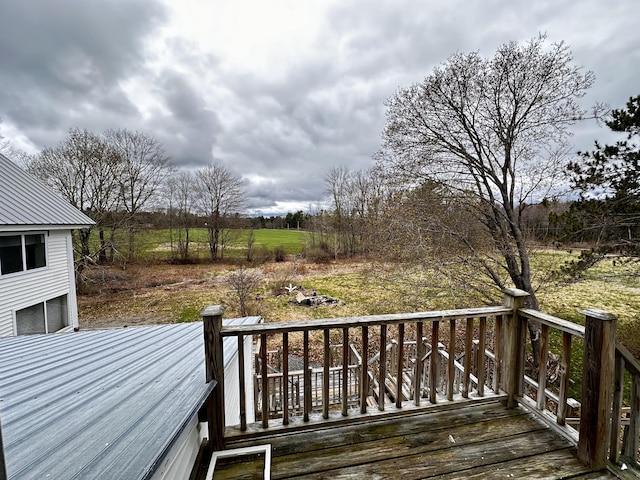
[77,251,640,357]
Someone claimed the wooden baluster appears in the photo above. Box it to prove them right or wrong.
[342,327,349,416]
[303,330,310,422]
[625,372,640,460]
[378,324,387,411]
[462,317,473,398]
[537,323,549,410]
[493,315,503,393]
[396,323,405,408]
[448,319,455,401]
[360,325,369,414]
[577,309,616,469]
[610,353,624,463]
[282,332,289,425]
[477,316,486,396]
[557,332,571,426]
[260,333,269,428]
[414,322,424,406]
[323,328,330,419]
[430,321,439,403]
[237,334,247,431]
[201,305,226,451]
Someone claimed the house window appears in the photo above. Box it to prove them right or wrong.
[16,295,68,335]
[0,233,46,275]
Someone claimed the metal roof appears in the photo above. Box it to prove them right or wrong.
[0,153,95,230]
[0,317,260,480]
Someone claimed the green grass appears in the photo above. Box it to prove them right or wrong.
[87,227,310,262]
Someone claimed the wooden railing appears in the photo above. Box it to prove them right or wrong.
[200,288,638,471]
[610,341,640,466]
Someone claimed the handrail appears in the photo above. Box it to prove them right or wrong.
[220,306,512,335]
[518,308,586,338]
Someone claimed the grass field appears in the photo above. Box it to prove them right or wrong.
[90,227,310,261]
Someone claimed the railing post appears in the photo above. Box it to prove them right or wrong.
[503,288,529,409]
[201,305,226,451]
[577,309,616,470]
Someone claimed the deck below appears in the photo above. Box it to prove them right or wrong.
[202,400,633,479]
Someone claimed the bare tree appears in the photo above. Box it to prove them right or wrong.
[225,267,262,316]
[106,129,173,259]
[381,35,595,306]
[28,128,121,263]
[324,166,384,257]
[166,170,197,262]
[195,161,245,261]
[381,35,597,363]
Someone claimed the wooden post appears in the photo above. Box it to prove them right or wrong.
[577,309,616,470]
[503,288,529,409]
[201,305,226,451]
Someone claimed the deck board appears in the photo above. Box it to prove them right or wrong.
[208,401,625,479]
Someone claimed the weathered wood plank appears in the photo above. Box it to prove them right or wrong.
[379,324,387,411]
[360,325,368,414]
[448,319,455,401]
[557,331,572,426]
[430,320,440,404]
[463,317,473,398]
[578,309,616,469]
[272,429,572,480]
[217,409,548,479]
[227,401,521,453]
[260,333,268,428]
[414,322,424,406]
[477,316,486,396]
[282,332,289,425]
[537,323,549,410]
[237,333,247,431]
[397,323,405,408]
[432,448,594,479]
[220,306,512,335]
[342,327,349,416]
[519,308,586,337]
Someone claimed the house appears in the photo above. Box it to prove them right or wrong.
[0,316,259,480]
[0,153,94,336]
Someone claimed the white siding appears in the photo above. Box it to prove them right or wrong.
[0,230,76,336]
[150,415,206,480]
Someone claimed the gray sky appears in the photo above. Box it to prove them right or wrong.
[1,0,638,215]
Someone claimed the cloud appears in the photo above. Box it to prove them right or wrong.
[1,0,639,214]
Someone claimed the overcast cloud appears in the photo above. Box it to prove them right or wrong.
[1,0,638,215]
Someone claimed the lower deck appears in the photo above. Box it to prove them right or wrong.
[199,400,633,479]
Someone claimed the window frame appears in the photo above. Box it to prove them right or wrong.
[14,294,69,335]
[0,232,48,276]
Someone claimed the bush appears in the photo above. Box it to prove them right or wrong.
[303,244,332,264]
[273,246,287,262]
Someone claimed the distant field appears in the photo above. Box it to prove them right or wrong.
[89,227,310,261]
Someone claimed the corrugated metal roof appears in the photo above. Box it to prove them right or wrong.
[0,153,95,229]
[0,317,260,480]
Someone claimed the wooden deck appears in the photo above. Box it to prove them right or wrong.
[198,400,633,479]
